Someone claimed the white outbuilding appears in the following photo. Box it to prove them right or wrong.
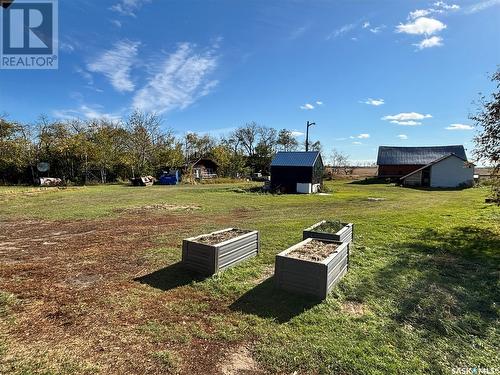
[400,153,474,188]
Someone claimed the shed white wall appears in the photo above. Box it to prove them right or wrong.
[430,156,474,188]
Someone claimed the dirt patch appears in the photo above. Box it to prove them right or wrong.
[288,240,339,262]
[341,301,366,316]
[219,345,261,375]
[367,197,386,201]
[0,212,244,375]
[194,229,251,245]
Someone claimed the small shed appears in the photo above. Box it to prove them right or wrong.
[190,158,218,180]
[400,154,474,188]
[270,151,324,193]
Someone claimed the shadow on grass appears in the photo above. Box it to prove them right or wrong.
[349,177,390,185]
[352,226,499,337]
[230,276,321,323]
[402,186,471,191]
[135,262,206,291]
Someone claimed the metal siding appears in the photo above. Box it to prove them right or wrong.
[182,230,259,275]
[430,155,475,187]
[275,256,326,298]
[325,243,349,295]
[218,232,259,270]
[303,223,353,244]
[275,240,349,299]
[270,166,313,192]
[182,240,216,275]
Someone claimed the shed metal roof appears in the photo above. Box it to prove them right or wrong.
[271,151,321,167]
[377,145,467,165]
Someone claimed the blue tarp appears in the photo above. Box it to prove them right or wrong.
[158,170,180,185]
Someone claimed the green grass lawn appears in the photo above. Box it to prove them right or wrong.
[0,181,499,374]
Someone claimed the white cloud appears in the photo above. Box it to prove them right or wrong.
[382,112,432,121]
[362,21,370,29]
[409,3,459,19]
[75,66,93,85]
[397,134,408,140]
[53,105,121,122]
[110,0,152,17]
[363,98,385,106]
[434,1,460,10]
[352,141,363,145]
[390,120,422,126]
[87,40,140,93]
[445,123,474,130]
[409,9,432,19]
[291,130,305,137]
[132,42,218,114]
[327,23,356,39]
[60,41,75,53]
[414,36,443,49]
[396,17,446,35]
[316,101,323,105]
[111,20,122,28]
[369,25,385,34]
[356,133,370,139]
[300,103,315,110]
[465,0,500,13]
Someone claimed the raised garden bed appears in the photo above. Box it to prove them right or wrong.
[303,220,354,243]
[182,228,260,275]
[275,238,349,299]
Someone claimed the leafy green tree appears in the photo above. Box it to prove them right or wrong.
[277,129,299,151]
[472,68,500,203]
[125,110,163,176]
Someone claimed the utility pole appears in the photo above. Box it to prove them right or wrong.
[305,121,316,152]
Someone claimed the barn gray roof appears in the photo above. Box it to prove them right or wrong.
[377,145,467,165]
[271,151,321,167]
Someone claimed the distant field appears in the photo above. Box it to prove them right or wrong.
[0,181,498,374]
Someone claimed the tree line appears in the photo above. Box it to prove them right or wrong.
[0,110,321,184]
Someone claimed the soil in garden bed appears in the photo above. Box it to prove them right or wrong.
[288,239,339,262]
[195,229,251,245]
[314,220,344,233]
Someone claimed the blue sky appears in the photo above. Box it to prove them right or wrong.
[1,0,499,163]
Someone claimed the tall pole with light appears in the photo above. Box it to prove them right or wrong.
[305,121,315,152]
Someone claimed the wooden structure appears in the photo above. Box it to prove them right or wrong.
[189,158,218,180]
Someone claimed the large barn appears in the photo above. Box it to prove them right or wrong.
[377,145,468,178]
[270,151,324,193]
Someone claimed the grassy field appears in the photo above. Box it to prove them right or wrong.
[0,181,499,374]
